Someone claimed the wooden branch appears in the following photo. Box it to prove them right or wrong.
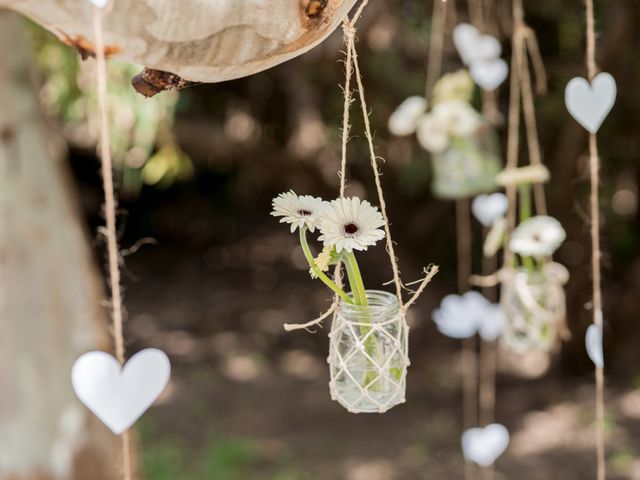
[1,0,358,85]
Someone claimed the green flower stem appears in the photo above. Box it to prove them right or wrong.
[518,183,532,222]
[298,227,352,304]
[344,251,368,307]
[518,183,536,273]
[344,251,381,389]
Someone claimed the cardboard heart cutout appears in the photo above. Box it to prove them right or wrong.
[470,58,509,91]
[462,423,510,467]
[472,193,508,227]
[565,73,616,134]
[586,323,604,368]
[453,23,502,65]
[72,348,171,434]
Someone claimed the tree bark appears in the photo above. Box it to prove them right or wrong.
[0,0,358,84]
[0,12,124,480]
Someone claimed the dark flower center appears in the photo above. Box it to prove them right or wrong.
[297,209,312,216]
[343,222,359,236]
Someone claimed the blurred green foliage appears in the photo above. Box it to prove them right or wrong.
[29,23,193,198]
[141,434,305,480]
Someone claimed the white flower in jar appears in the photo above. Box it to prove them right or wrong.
[509,215,567,257]
[416,113,450,153]
[388,96,429,136]
[432,100,482,138]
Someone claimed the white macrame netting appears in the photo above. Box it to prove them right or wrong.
[500,262,569,353]
[328,293,409,413]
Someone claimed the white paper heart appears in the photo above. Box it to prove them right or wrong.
[472,193,508,227]
[72,348,171,434]
[433,292,505,341]
[565,72,616,134]
[453,23,502,65]
[88,0,109,8]
[462,423,510,467]
[586,323,604,368]
[478,304,506,342]
[470,58,509,91]
[433,292,485,339]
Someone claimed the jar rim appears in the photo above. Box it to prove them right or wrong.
[339,289,400,317]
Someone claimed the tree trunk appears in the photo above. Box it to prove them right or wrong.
[0,11,124,480]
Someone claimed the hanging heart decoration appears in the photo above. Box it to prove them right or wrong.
[432,291,506,341]
[470,58,509,92]
[586,323,604,368]
[453,23,502,65]
[71,348,171,434]
[453,23,508,91]
[462,423,510,467]
[565,72,617,134]
[472,193,509,227]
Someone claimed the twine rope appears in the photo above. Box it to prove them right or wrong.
[92,6,132,480]
[425,4,477,477]
[425,0,448,102]
[519,29,547,215]
[346,28,404,303]
[585,0,606,477]
[284,1,436,331]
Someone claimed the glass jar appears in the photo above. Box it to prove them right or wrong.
[328,290,408,413]
[430,123,502,199]
[500,264,569,354]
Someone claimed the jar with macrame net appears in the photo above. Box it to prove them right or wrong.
[500,263,570,353]
[431,123,502,199]
[328,290,409,413]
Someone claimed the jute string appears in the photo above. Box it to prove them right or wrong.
[425,0,448,102]
[467,3,498,473]
[425,3,477,478]
[503,0,524,269]
[457,198,477,480]
[585,0,606,477]
[284,1,438,331]
[519,28,547,215]
[467,0,500,125]
[92,6,132,479]
[503,0,552,254]
[347,30,404,302]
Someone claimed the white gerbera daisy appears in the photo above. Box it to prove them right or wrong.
[318,197,386,253]
[388,96,429,136]
[416,114,450,153]
[271,191,326,233]
[509,215,566,257]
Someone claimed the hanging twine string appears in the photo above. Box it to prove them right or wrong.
[466,5,498,473]
[92,6,132,479]
[519,29,547,215]
[584,0,606,477]
[468,0,500,126]
[424,3,477,478]
[457,198,477,480]
[425,0,448,102]
[502,0,524,268]
[503,0,550,230]
[346,30,404,303]
[479,242,497,425]
[285,1,437,331]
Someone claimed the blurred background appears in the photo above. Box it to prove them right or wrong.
[3,0,640,478]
